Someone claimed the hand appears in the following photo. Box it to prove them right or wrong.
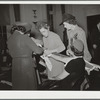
[67,45,70,50]
[36,43,42,47]
[93,44,97,49]
[44,50,52,56]
[94,67,99,71]
[66,49,74,56]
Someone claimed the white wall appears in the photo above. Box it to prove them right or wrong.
[20,4,47,24]
[86,5,100,16]
[52,5,88,40]
[64,5,100,36]
[7,4,16,39]
[53,5,64,41]
[19,4,47,39]
[65,5,87,35]
[19,4,100,40]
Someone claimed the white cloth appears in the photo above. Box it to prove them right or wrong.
[41,55,52,71]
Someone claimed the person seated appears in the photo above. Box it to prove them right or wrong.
[39,39,86,90]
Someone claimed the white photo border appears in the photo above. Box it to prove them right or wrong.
[0,1,100,99]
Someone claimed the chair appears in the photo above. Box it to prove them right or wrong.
[71,71,90,90]
[38,71,90,90]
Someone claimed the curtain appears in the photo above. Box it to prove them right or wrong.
[53,5,64,41]
[0,4,10,25]
[9,4,15,25]
[0,4,15,25]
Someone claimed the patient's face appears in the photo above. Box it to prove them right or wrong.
[39,27,49,38]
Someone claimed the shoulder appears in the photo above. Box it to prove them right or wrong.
[8,30,21,40]
[23,34,32,41]
[12,30,23,35]
[50,31,59,36]
[50,31,60,39]
[68,58,85,66]
[75,26,86,38]
[73,58,85,63]
[65,58,85,73]
[76,25,85,33]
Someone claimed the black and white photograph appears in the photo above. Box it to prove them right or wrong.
[1,1,100,97]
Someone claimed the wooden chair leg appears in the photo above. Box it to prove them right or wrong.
[35,68,42,85]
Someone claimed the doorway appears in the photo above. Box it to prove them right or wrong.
[87,14,100,64]
[87,14,100,33]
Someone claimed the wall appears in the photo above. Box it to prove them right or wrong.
[86,5,100,16]
[52,5,89,40]
[65,5,87,35]
[53,5,64,41]
[8,4,100,40]
[20,4,47,25]
[7,4,47,39]
[7,4,16,39]
[20,4,47,39]
[64,5,100,36]
[47,5,100,42]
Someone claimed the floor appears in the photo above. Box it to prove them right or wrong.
[0,64,100,90]
[0,66,12,90]
[88,70,100,90]
[38,64,100,91]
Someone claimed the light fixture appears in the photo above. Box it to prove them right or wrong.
[33,10,38,25]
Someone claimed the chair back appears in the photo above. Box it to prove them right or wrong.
[38,71,89,90]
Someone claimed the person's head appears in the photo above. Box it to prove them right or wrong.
[35,21,50,38]
[11,22,32,34]
[70,39,84,56]
[60,13,77,30]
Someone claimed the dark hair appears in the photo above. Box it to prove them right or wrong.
[60,13,77,25]
[10,25,26,34]
[35,21,50,31]
[66,19,77,25]
[18,26,26,33]
[10,25,18,34]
